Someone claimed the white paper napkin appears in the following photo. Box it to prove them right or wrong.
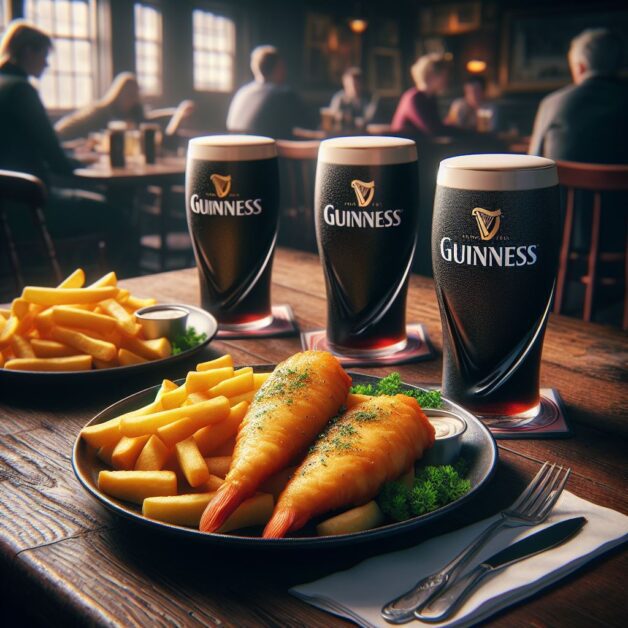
[290,491,628,628]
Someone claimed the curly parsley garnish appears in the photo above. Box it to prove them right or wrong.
[351,372,442,408]
[172,326,208,355]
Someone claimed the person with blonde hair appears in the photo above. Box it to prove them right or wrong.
[391,53,451,136]
[0,20,76,182]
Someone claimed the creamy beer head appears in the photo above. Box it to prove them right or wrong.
[318,136,417,166]
[188,135,276,161]
[437,154,557,191]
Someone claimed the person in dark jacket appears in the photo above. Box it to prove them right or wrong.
[529,28,628,164]
[226,45,305,139]
[0,20,76,184]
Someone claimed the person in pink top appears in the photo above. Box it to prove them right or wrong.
[391,53,451,137]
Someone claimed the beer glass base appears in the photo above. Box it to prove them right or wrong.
[218,313,274,332]
[476,402,541,425]
[327,336,408,359]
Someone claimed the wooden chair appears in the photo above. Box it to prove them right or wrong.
[0,169,62,292]
[138,184,193,273]
[554,160,628,329]
[276,140,320,253]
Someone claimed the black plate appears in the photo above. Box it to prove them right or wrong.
[73,370,498,548]
[0,304,217,383]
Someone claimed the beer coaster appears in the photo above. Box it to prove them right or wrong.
[216,305,299,339]
[481,389,572,439]
[300,324,436,367]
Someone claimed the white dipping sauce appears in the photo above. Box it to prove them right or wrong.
[430,416,466,439]
[139,308,187,320]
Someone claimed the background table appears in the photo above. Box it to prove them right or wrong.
[1,248,626,626]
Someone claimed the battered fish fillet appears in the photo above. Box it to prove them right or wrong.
[199,351,351,532]
[263,395,435,538]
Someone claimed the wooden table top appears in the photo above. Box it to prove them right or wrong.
[1,248,626,627]
[72,156,186,183]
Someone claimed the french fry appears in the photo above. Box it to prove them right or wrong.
[211,436,236,457]
[125,295,157,310]
[120,396,230,437]
[111,435,150,470]
[50,326,117,362]
[345,393,372,408]
[99,298,139,335]
[10,334,35,359]
[160,384,188,409]
[118,348,148,366]
[4,355,92,371]
[115,288,130,302]
[122,335,171,360]
[143,493,216,526]
[0,316,18,348]
[15,311,36,335]
[81,416,123,449]
[98,470,177,504]
[175,437,209,487]
[316,501,384,537]
[0,308,10,319]
[0,352,6,368]
[227,390,255,406]
[58,268,85,288]
[31,339,77,358]
[135,435,171,471]
[22,286,117,306]
[208,371,254,399]
[185,366,234,394]
[34,309,54,334]
[183,392,209,406]
[195,354,234,371]
[96,442,117,466]
[218,493,274,533]
[10,298,30,318]
[203,474,225,492]
[88,271,117,288]
[203,456,232,479]
[52,306,117,334]
[193,401,248,456]
[253,372,271,390]
[157,406,233,446]
[94,357,118,369]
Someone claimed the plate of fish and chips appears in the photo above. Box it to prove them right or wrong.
[73,351,497,548]
[0,268,217,383]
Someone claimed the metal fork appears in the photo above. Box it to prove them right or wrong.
[381,462,571,624]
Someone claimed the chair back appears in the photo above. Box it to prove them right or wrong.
[0,169,62,293]
[554,160,628,328]
[276,140,321,253]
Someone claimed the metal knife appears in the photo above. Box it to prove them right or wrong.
[413,516,587,623]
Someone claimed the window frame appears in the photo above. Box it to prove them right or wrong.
[133,0,163,98]
[22,0,99,114]
[191,3,236,94]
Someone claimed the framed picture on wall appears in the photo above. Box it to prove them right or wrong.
[500,8,628,91]
[369,47,402,96]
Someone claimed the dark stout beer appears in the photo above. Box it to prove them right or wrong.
[186,135,279,329]
[315,137,419,356]
[432,154,560,418]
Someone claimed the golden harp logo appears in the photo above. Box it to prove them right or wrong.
[210,174,232,198]
[351,179,375,207]
[471,207,502,241]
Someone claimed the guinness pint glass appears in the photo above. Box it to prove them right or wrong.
[186,135,279,329]
[432,154,560,418]
[315,137,419,356]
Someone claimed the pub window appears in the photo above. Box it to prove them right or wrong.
[134,2,162,96]
[24,0,95,110]
[192,9,235,92]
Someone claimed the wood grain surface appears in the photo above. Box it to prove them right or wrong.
[1,248,626,627]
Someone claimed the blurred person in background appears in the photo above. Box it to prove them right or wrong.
[529,28,628,163]
[446,75,496,132]
[391,53,452,137]
[55,72,195,141]
[0,20,76,183]
[328,67,377,130]
[0,20,134,275]
[226,45,306,139]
